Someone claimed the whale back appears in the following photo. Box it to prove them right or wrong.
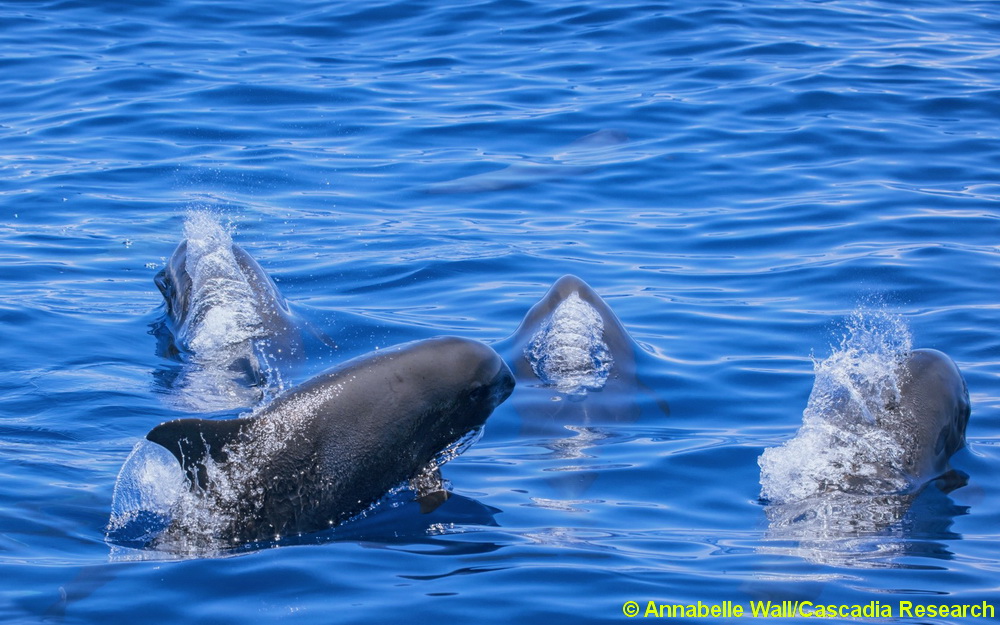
[151,213,305,411]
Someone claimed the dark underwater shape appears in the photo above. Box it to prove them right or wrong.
[423,129,628,194]
[145,336,514,549]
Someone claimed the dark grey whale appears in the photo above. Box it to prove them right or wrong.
[757,347,970,563]
[501,275,636,393]
[761,347,969,503]
[153,212,308,411]
[497,274,666,425]
[889,348,969,484]
[145,336,514,548]
[495,275,667,497]
[155,241,300,355]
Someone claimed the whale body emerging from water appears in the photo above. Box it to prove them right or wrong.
[760,348,969,504]
[884,349,969,484]
[153,212,306,411]
[496,275,655,419]
[758,344,970,561]
[494,275,667,496]
[144,336,514,548]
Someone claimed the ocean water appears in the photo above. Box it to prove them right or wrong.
[2,0,999,622]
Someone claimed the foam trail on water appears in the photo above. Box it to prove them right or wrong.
[758,309,913,504]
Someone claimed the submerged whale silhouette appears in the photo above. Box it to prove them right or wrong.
[424,129,628,194]
[145,336,514,548]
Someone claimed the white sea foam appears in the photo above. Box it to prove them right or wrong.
[758,309,913,505]
[179,212,265,354]
[525,292,613,395]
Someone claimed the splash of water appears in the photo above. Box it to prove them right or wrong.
[758,309,913,505]
[179,211,267,356]
[106,440,187,547]
[525,292,613,395]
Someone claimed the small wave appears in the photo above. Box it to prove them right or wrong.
[758,308,913,504]
[525,292,613,395]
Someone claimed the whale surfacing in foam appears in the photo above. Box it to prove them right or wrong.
[760,350,969,504]
[525,291,614,395]
[153,212,304,411]
[132,336,514,551]
[502,275,638,401]
[495,275,667,497]
[757,312,970,561]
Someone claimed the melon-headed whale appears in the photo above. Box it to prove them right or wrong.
[424,129,628,194]
[144,336,514,548]
[494,275,667,496]
[153,212,310,411]
[886,348,969,484]
[758,345,970,562]
[760,348,969,504]
[496,274,666,426]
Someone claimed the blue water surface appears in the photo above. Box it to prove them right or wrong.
[2,0,999,623]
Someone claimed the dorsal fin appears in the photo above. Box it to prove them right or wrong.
[146,417,252,488]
